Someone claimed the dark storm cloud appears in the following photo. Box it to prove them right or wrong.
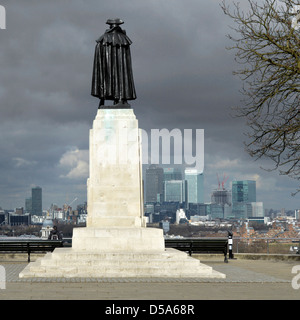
[0,0,298,210]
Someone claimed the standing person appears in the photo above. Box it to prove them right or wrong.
[48,226,62,240]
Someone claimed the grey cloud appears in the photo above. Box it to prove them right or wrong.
[0,0,298,210]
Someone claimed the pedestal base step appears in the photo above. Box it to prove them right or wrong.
[19,248,225,279]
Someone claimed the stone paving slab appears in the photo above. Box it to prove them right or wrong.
[0,261,291,283]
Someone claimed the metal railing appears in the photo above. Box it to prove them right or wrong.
[41,236,300,255]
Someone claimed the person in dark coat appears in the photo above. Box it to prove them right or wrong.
[48,226,62,240]
[91,18,137,108]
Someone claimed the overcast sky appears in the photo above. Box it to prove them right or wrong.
[0,0,298,211]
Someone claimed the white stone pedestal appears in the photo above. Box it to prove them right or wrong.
[86,109,145,229]
[19,109,225,279]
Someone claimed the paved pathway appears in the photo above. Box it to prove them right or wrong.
[0,257,299,300]
[1,261,291,283]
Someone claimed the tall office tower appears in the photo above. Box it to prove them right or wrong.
[211,189,231,206]
[232,180,256,203]
[184,168,204,205]
[145,165,164,203]
[247,202,264,217]
[163,168,182,181]
[25,197,32,213]
[232,180,256,219]
[164,180,186,203]
[211,189,232,219]
[31,186,42,216]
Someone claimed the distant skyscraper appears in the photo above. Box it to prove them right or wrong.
[164,180,185,203]
[232,180,256,219]
[163,168,182,181]
[211,189,231,206]
[25,197,32,213]
[145,165,164,203]
[211,188,232,219]
[31,186,42,216]
[185,168,204,205]
[247,202,264,217]
[232,180,256,203]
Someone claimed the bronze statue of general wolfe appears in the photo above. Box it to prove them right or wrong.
[91,19,137,108]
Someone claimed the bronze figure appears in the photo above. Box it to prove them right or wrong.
[91,19,137,108]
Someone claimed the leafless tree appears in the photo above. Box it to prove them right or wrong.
[221,0,300,195]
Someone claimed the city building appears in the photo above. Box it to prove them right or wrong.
[40,218,54,239]
[25,198,32,213]
[77,213,87,224]
[209,203,232,219]
[247,202,264,217]
[31,186,42,216]
[15,207,24,215]
[232,180,257,219]
[30,215,44,224]
[164,180,186,203]
[8,212,30,226]
[210,184,232,219]
[176,208,187,224]
[52,210,65,220]
[185,168,204,205]
[188,203,210,216]
[232,180,256,203]
[211,189,231,206]
[163,167,182,181]
[0,210,5,225]
[145,165,164,203]
[247,216,269,225]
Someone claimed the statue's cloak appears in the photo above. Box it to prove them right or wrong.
[91,26,136,102]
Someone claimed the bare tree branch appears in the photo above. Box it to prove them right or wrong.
[221,0,300,195]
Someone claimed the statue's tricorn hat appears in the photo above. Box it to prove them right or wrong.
[106,18,124,26]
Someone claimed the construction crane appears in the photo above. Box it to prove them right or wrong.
[63,197,78,212]
[63,197,78,221]
[68,197,78,207]
[217,173,229,190]
[221,174,229,190]
[217,173,221,190]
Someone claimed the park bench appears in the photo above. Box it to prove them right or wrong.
[165,238,228,262]
[0,240,63,262]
